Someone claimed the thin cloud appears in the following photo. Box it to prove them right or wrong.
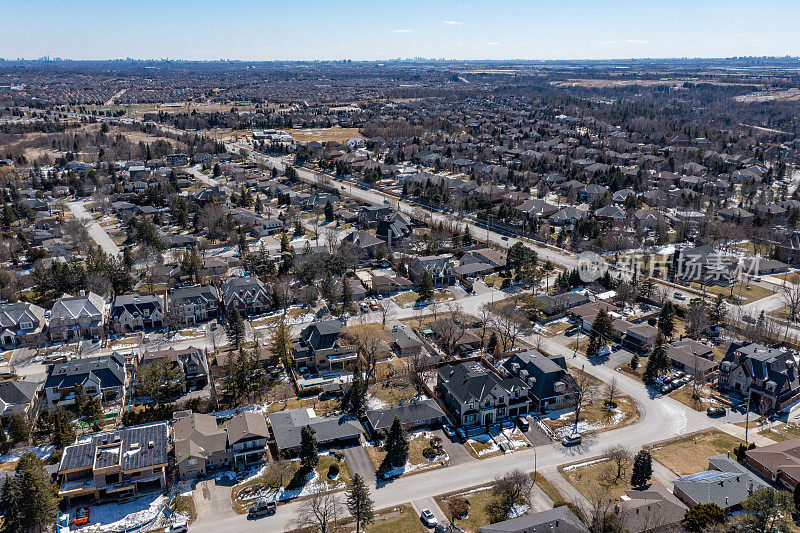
[626,39,651,44]
[752,38,765,42]
[393,29,414,33]
[486,42,502,46]
[601,41,619,45]
[441,20,461,25]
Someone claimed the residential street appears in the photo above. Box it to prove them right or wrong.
[66,200,122,257]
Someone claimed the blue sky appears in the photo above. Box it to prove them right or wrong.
[2,0,798,61]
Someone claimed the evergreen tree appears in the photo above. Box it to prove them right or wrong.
[299,425,319,473]
[84,398,105,431]
[384,417,409,468]
[707,293,727,326]
[7,414,30,444]
[586,309,612,357]
[658,301,676,338]
[52,410,75,449]
[340,279,354,314]
[0,453,60,533]
[463,226,473,246]
[486,331,498,354]
[643,331,669,384]
[324,200,335,222]
[682,504,725,533]
[237,227,249,258]
[226,307,246,348]
[630,450,653,487]
[72,384,89,415]
[346,473,375,533]
[343,368,368,417]
[280,232,290,253]
[269,316,293,368]
[417,270,434,301]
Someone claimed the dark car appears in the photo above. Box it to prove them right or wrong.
[516,417,530,432]
[706,406,726,417]
[249,500,277,518]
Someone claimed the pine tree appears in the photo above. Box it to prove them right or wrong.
[237,227,249,258]
[417,270,434,301]
[631,450,653,487]
[643,331,669,384]
[0,453,60,533]
[269,316,293,368]
[346,473,375,533]
[226,307,246,348]
[658,301,676,338]
[384,417,409,468]
[280,232,290,253]
[7,414,30,444]
[586,309,612,357]
[343,368,368,417]
[85,398,104,430]
[463,226,473,246]
[486,331,498,354]
[324,200,335,222]
[52,409,75,449]
[299,425,319,473]
[340,278,354,314]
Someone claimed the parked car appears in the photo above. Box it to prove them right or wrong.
[674,292,686,300]
[420,509,438,527]
[516,417,530,431]
[501,236,509,241]
[74,507,90,527]
[249,500,277,518]
[165,521,189,533]
[442,425,456,438]
[660,384,673,394]
[743,314,756,324]
[706,406,726,417]
[562,433,582,446]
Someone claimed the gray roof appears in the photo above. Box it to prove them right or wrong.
[479,506,589,533]
[59,422,169,473]
[502,350,577,401]
[44,353,126,391]
[437,361,528,405]
[0,380,39,415]
[365,399,446,432]
[673,458,766,509]
[268,408,363,450]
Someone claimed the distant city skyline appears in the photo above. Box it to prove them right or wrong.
[2,0,798,61]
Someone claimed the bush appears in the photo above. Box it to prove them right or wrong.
[422,446,439,460]
[328,463,340,479]
[430,436,443,449]
[297,385,322,398]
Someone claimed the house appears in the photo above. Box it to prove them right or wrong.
[268,407,363,453]
[407,254,457,286]
[357,206,391,228]
[293,319,358,371]
[370,275,413,296]
[614,483,687,533]
[110,294,164,333]
[343,230,386,257]
[0,302,46,348]
[533,292,590,317]
[57,422,169,504]
[667,340,718,378]
[718,343,800,413]
[221,276,270,316]
[169,285,219,325]
[0,380,41,426]
[225,411,270,468]
[623,323,659,353]
[673,454,766,510]
[165,153,188,166]
[376,213,413,246]
[44,353,127,408]
[390,322,423,356]
[550,206,587,227]
[674,245,734,285]
[467,248,506,269]
[571,302,620,332]
[436,360,530,436]
[502,350,579,412]
[516,198,559,219]
[174,411,231,479]
[745,439,800,489]
[365,398,446,435]
[595,205,626,224]
[49,292,109,341]
[140,347,209,394]
[479,506,589,533]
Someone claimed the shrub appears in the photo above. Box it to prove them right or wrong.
[328,463,340,479]
[422,446,439,460]
[297,385,323,398]
[430,436,443,449]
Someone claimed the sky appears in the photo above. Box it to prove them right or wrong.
[2,0,799,61]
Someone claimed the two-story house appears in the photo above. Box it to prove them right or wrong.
[221,276,270,316]
[174,411,232,479]
[436,360,530,436]
[139,347,209,394]
[0,302,46,348]
[0,380,41,426]
[110,294,164,333]
[44,353,127,408]
[225,411,270,468]
[407,254,457,286]
[501,350,579,412]
[718,343,800,413]
[292,319,358,372]
[169,285,219,325]
[49,292,109,341]
[57,422,169,504]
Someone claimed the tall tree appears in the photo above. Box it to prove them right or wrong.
[417,270,434,301]
[340,278,354,315]
[300,425,319,473]
[740,487,793,533]
[324,200,335,223]
[657,301,675,338]
[346,474,375,533]
[226,307,246,348]
[269,316,293,368]
[587,309,612,357]
[643,331,669,385]
[682,504,725,533]
[52,410,75,449]
[7,414,30,445]
[384,417,409,469]
[0,453,60,533]
[630,450,653,487]
[342,368,368,417]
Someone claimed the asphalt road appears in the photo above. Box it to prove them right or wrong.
[66,200,121,257]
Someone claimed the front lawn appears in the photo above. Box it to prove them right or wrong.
[760,422,800,443]
[366,431,448,478]
[649,430,743,476]
[541,394,638,437]
[560,458,632,501]
[366,504,428,533]
[434,485,496,533]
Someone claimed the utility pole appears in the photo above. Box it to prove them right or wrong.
[745,386,752,444]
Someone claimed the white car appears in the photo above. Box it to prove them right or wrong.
[420,509,438,527]
[165,522,188,533]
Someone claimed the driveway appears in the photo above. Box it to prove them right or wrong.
[523,420,553,446]
[66,201,121,257]
[343,444,376,484]
[432,428,474,466]
[193,479,235,524]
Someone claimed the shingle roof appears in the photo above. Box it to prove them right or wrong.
[44,353,126,391]
[365,399,445,432]
[268,408,363,450]
[479,506,588,533]
[225,411,269,444]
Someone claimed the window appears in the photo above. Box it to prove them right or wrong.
[187,459,197,466]
[499,396,505,404]
[498,407,505,415]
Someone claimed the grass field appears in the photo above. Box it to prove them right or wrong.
[434,485,496,533]
[533,473,568,507]
[760,422,800,442]
[649,430,744,476]
[366,433,448,477]
[561,458,632,501]
[366,504,428,533]
[542,395,638,436]
[287,127,364,144]
[689,281,773,305]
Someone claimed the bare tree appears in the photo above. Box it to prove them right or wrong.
[492,304,530,352]
[343,324,390,385]
[478,303,493,346]
[571,370,596,434]
[263,458,293,498]
[603,377,620,406]
[292,481,342,533]
[378,300,396,326]
[603,444,632,483]
[491,469,535,516]
[781,274,800,323]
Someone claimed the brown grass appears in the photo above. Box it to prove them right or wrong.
[649,430,744,476]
